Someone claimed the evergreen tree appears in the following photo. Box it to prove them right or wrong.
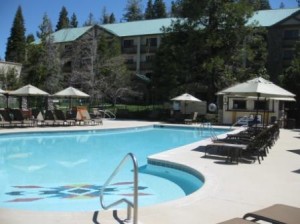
[70,13,78,28]
[259,0,271,9]
[123,0,143,21]
[153,0,167,18]
[23,34,62,93]
[5,6,26,63]
[279,2,285,8]
[245,0,271,10]
[56,6,70,31]
[25,34,35,62]
[83,13,97,26]
[170,0,182,17]
[109,13,116,23]
[37,13,53,40]
[101,7,109,24]
[281,42,300,107]
[26,34,35,44]
[145,0,155,19]
[153,0,268,102]
[100,7,116,24]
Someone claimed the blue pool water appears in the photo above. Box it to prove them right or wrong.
[0,125,228,211]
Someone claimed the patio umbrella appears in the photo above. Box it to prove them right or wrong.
[53,87,89,98]
[9,84,50,109]
[171,93,202,102]
[217,77,295,98]
[9,84,49,96]
[0,88,5,94]
[217,77,295,126]
[171,93,201,114]
[52,87,89,109]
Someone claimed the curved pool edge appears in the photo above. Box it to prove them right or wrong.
[0,121,244,224]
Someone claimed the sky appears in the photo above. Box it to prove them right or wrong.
[0,0,299,60]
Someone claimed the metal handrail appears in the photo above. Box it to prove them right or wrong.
[99,109,116,119]
[231,115,251,129]
[100,153,138,224]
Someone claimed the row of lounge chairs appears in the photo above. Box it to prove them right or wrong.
[219,203,300,224]
[0,109,103,127]
[205,124,280,164]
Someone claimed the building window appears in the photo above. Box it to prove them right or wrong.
[126,58,134,64]
[254,100,268,110]
[284,30,299,40]
[146,38,157,47]
[233,100,246,110]
[123,39,134,48]
[146,55,155,62]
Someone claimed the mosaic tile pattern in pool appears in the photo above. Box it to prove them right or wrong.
[5,182,152,203]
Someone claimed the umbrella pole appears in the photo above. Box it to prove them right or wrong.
[5,93,9,109]
[255,93,260,128]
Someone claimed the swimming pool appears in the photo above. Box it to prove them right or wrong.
[0,125,229,211]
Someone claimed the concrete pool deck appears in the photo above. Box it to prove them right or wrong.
[0,119,299,224]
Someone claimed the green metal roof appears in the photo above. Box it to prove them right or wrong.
[101,18,174,37]
[101,8,300,37]
[36,8,300,44]
[247,8,300,27]
[35,26,93,44]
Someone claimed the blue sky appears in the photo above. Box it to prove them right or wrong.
[0,0,299,60]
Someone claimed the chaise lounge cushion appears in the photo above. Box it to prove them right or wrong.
[243,204,300,224]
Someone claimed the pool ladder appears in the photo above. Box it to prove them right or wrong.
[99,109,116,119]
[100,153,139,224]
[198,122,218,140]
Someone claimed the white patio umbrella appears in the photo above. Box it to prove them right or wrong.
[171,93,202,102]
[52,87,89,109]
[171,93,201,114]
[53,87,90,98]
[9,84,49,96]
[217,77,295,126]
[217,77,295,98]
[9,84,49,109]
[0,88,5,94]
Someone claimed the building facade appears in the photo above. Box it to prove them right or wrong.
[42,8,300,98]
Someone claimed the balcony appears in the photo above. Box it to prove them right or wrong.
[141,45,158,53]
[282,38,299,48]
[125,61,137,70]
[140,61,153,70]
[122,46,138,54]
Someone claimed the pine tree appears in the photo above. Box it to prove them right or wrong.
[109,13,116,23]
[101,7,109,24]
[56,6,70,31]
[282,42,300,107]
[259,0,271,10]
[37,13,53,40]
[279,2,285,8]
[170,0,181,17]
[26,34,35,44]
[123,0,143,22]
[83,13,96,26]
[145,0,155,19]
[245,0,271,10]
[70,13,78,28]
[153,0,167,18]
[5,6,26,63]
[153,0,267,102]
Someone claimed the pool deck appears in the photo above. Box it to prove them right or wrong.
[0,119,300,224]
